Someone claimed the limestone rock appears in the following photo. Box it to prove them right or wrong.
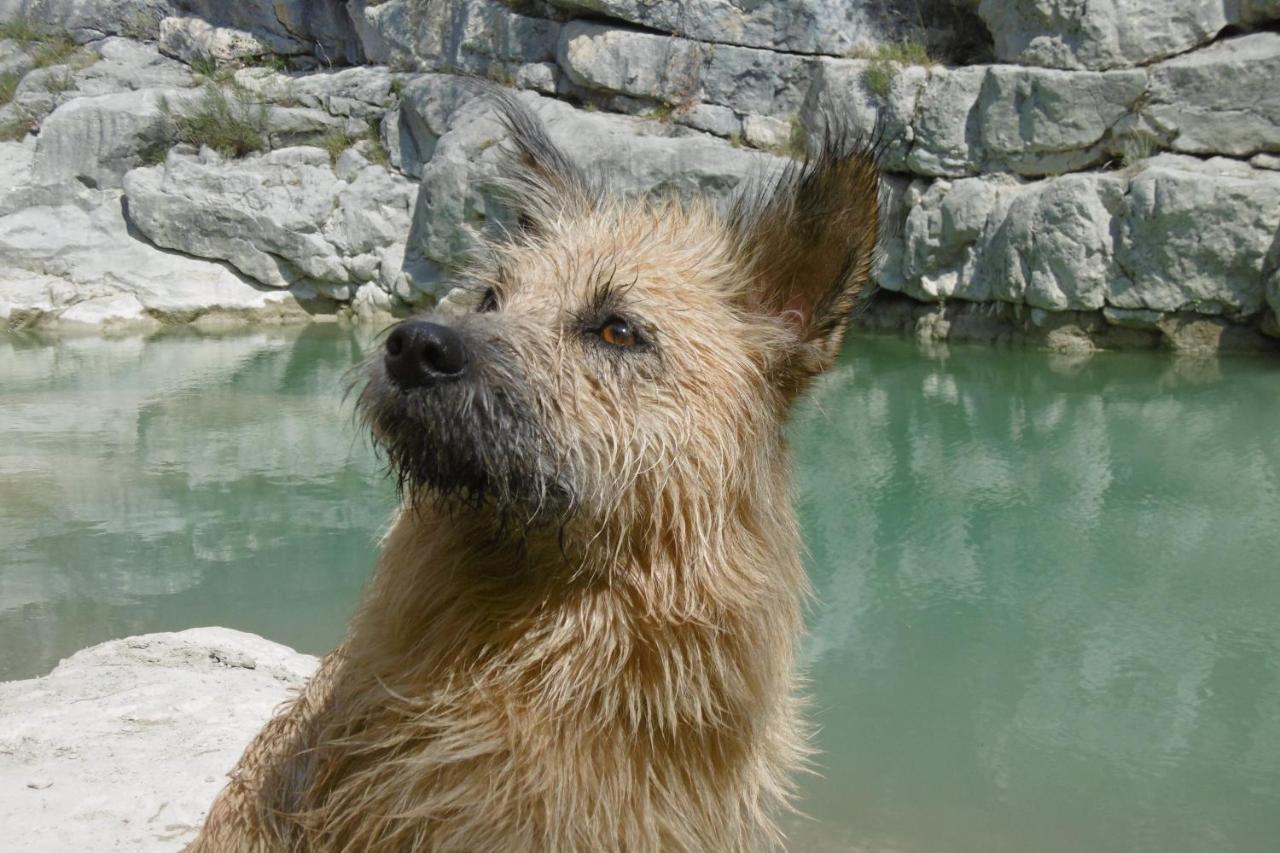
[122,146,417,293]
[1114,155,1280,316]
[233,65,401,125]
[345,0,416,67]
[0,0,173,42]
[975,65,1145,176]
[158,15,281,64]
[1147,32,1280,158]
[0,628,316,852]
[263,104,345,148]
[697,39,813,118]
[399,74,778,292]
[546,0,897,56]
[975,0,1268,70]
[1265,233,1280,334]
[806,58,926,172]
[172,0,363,64]
[32,87,197,189]
[557,21,814,118]
[979,173,1129,310]
[514,61,558,95]
[0,36,35,77]
[901,174,1024,303]
[0,184,313,329]
[907,66,985,177]
[558,21,707,106]
[733,114,780,150]
[348,0,558,74]
[897,156,1280,320]
[74,36,194,95]
[676,102,739,138]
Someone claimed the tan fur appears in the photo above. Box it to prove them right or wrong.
[188,104,879,853]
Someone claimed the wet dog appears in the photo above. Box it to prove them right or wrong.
[188,96,880,852]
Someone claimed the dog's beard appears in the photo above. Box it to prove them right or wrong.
[357,370,574,529]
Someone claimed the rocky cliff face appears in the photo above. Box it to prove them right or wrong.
[1,0,1278,351]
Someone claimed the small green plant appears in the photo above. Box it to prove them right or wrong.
[0,18,47,42]
[727,131,744,149]
[388,76,404,98]
[121,9,159,40]
[364,117,390,167]
[786,115,807,158]
[137,139,170,167]
[863,60,895,98]
[319,126,351,163]
[850,39,934,99]
[31,34,77,68]
[846,39,933,65]
[246,52,290,73]
[0,115,35,142]
[0,71,18,106]
[160,85,268,159]
[646,103,674,123]
[189,53,220,80]
[1119,131,1158,168]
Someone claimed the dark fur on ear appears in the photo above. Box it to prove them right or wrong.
[483,87,600,234]
[730,119,883,381]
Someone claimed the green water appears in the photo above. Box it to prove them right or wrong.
[1,327,1278,853]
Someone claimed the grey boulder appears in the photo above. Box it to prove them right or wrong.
[122,145,417,295]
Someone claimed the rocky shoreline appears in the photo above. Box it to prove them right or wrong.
[1,0,1278,351]
[0,628,317,852]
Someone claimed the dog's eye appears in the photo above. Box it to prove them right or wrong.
[477,287,498,313]
[599,317,637,348]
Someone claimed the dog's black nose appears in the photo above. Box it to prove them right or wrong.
[384,320,467,388]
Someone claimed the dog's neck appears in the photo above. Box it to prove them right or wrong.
[260,474,808,849]
[338,481,806,732]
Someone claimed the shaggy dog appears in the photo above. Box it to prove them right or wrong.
[188,96,880,852]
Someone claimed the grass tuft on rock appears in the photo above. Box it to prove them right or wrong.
[1114,130,1162,171]
[646,103,674,123]
[863,61,895,98]
[160,85,268,159]
[0,71,18,106]
[0,18,47,42]
[319,127,350,163]
[786,115,808,158]
[0,115,35,142]
[364,118,390,168]
[849,40,935,99]
[31,35,78,68]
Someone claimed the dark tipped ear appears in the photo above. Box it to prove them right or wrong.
[731,123,881,386]
[487,90,598,234]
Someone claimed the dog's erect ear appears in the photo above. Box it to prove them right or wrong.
[731,125,881,388]
[491,93,598,234]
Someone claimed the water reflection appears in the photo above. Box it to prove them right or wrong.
[0,327,392,678]
[790,338,1280,853]
[1,329,1277,853]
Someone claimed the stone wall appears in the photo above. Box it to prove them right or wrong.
[1,0,1278,351]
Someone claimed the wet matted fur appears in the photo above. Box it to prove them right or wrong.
[187,94,880,853]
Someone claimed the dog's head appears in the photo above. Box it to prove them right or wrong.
[359,96,880,540]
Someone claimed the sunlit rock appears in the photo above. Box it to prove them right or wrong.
[0,629,316,852]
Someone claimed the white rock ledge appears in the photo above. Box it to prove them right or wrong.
[0,628,318,853]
